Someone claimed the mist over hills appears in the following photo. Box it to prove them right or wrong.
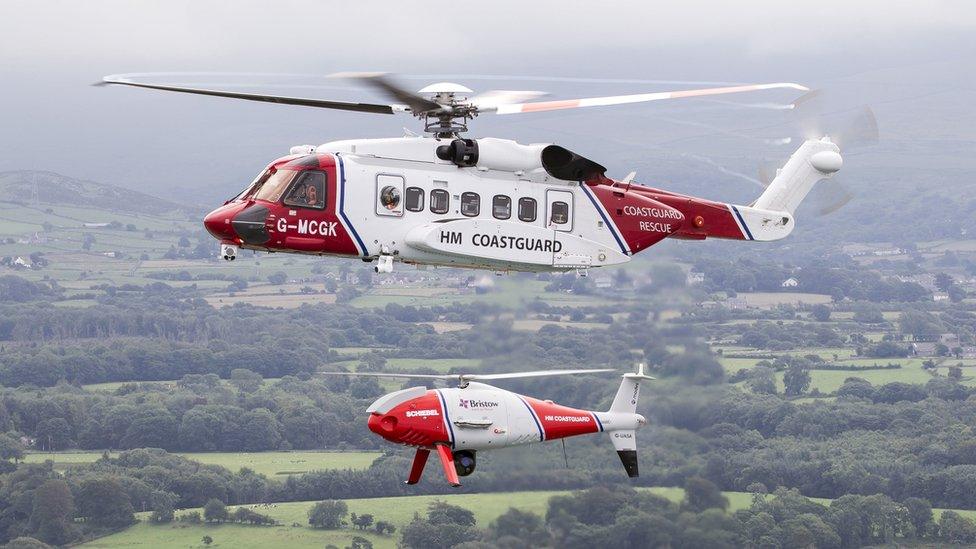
[0,170,190,216]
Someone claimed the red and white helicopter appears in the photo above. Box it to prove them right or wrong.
[101,73,844,274]
[325,365,654,486]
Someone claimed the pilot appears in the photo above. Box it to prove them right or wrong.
[305,184,319,206]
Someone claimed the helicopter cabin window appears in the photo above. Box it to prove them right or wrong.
[518,197,537,222]
[492,195,512,220]
[460,192,480,217]
[550,201,569,225]
[375,174,404,216]
[405,187,425,212]
[430,189,450,214]
[283,170,327,209]
[253,169,297,203]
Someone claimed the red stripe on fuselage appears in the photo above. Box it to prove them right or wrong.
[522,397,600,441]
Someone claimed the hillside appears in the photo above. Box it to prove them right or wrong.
[0,170,191,216]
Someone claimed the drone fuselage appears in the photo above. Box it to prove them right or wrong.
[365,381,646,485]
[204,136,807,272]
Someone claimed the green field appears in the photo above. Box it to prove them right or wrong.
[22,451,381,477]
[80,485,976,549]
[82,488,751,549]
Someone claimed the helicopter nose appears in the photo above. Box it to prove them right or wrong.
[203,205,238,241]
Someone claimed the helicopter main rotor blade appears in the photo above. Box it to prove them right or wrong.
[330,72,446,114]
[98,74,404,114]
[490,82,809,114]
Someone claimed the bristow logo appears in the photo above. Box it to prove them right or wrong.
[405,409,439,418]
[458,399,499,409]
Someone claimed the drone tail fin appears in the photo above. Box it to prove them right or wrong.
[752,137,842,215]
[602,364,654,478]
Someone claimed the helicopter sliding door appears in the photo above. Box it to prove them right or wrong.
[545,189,574,232]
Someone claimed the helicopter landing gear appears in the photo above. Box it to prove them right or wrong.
[374,245,396,274]
[221,244,238,261]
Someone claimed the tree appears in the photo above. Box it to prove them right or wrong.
[935,272,954,292]
[352,513,374,530]
[348,537,373,549]
[811,304,831,322]
[239,408,282,451]
[75,477,135,528]
[150,501,175,524]
[681,476,728,513]
[783,364,811,397]
[0,433,25,462]
[203,499,228,523]
[5,538,52,549]
[747,366,777,395]
[490,508,547,545]
[201,535,213,546]
[29,479,75,546]
[268,272,287,285]
[375,520,396,535]
[940,510,976,544]
[308,500,347,529]
[903,497,933,537]
[230,368,264,394]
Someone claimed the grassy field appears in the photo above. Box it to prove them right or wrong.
[736,292,833,308]
[82,487,751,549]
[348,279,620,309]
[81,485,976,549]
[22,451,381,477]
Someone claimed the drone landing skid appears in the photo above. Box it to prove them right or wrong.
[405,447,430,485]
[435,444,462,487]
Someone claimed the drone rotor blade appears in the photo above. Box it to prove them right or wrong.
[492,82,809,115]
[99,74,401,114]
[464,368,616,381]
[330,72,445,114]
[317,372,454,380]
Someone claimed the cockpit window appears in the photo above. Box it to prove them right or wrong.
[253,169,297,203]
[284,171,327,209]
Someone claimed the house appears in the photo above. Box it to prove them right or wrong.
[781,277,799,288]
[686,271,705,286]
[594,275,613,289]
[933,292,949,302]
[13,257,31,269]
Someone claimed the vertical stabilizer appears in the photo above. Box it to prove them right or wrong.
[752,137,842,214]
[605,364,654,477]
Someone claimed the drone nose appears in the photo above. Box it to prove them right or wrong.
[368,413,397,439]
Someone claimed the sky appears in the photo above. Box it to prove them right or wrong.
[1,0,974,204]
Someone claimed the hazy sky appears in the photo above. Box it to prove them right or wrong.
[1,0,974,203]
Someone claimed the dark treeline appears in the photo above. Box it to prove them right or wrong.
[0,295,701,387]
[692,256,931,301]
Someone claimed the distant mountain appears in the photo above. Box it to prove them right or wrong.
[0,170,192,216]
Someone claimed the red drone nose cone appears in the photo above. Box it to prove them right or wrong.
[368,413,397,438]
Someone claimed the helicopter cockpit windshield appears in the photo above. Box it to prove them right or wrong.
[234,169,298,203]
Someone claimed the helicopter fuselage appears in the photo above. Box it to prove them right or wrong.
[204,136,800,272]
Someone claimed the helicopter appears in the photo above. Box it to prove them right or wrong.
[100,73,844,274]
[322,365,654,486]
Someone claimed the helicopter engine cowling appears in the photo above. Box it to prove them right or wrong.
[453,450,477,477]
[437,137,548,172]
[436,138,606,181]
